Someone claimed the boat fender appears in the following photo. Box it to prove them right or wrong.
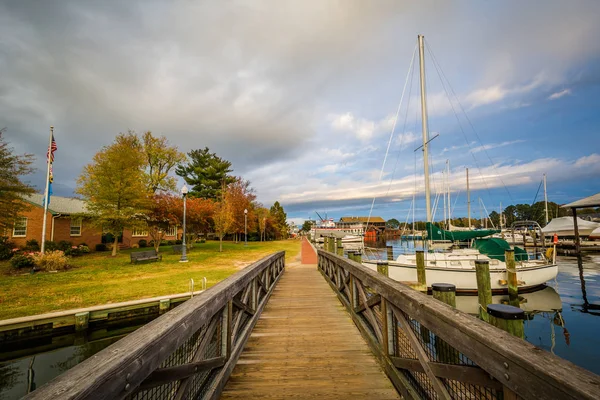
[545,247,554,260]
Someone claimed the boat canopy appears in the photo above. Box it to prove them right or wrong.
[473,238,529,262]
[426,222,499,241]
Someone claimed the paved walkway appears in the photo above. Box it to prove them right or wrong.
[220,262,400,399]
[300,237,318,264]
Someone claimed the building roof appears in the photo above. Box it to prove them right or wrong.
[562,193,600,209]
[24,194,88,215]
[339,216,386,223]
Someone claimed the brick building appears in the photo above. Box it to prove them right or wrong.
[7,194,180,249]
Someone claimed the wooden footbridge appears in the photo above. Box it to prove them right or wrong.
[24,239,600,400]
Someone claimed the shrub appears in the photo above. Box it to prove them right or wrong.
[44,241,58,251]
[175,239,182,245]
[0,237,15,260]
[95,243,107,252]
[131,244,139,249]
[138,239,147,248]
[11,253,35,269]
[199,238,206,243]
[167,240,175,246]
[25,239,40,252]
[57,240,73,252]
[33,250,69,272]
[148,240,155,247]
[68,244,90,257]
[160,240,168,246]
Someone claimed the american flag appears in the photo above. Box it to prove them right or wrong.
[47,134,57,163]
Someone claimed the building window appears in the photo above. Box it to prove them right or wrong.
[13,217,27,237]
[70,218,82,236]
[165,225,177,237]
[132,226,149,237]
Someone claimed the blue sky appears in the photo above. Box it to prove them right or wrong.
[1,1,599,225]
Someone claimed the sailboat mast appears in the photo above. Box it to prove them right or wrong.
[446,160,451,228]
[418,34,432,223]
[466,167,471,229]
[543,173,549,225]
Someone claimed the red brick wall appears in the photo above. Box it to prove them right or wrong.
[9,206,52,247]
[52,217,103,247]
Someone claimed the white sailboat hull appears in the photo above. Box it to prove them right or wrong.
[362,259,558,292]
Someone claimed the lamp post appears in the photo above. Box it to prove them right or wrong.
[180,184,188,262]
[244,208,248,246]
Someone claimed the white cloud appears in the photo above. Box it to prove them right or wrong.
[329,112,398,142]
[470,140,525,154]
[548,88,572,100]
[466,85,508,107]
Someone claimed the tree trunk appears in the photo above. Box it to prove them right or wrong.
[112,235,118,257]
[219,236,223,252]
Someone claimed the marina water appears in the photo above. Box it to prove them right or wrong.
[1,246,599,398]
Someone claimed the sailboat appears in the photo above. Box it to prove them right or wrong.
[361,35,558,293]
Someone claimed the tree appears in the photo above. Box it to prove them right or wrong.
[176,147,235,199]
[269,201,288,240]
[255,206,269,241]
[146,193,181,253]
[213,182,234,252]
[300,220,314,234]
[142,131,185,193]
[226,178,256,242]
[77,133,150,256]
[0,129,35,232]
[386,218,400,229]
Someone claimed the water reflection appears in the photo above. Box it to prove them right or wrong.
[373,238,600,374]
[0,315,155,400]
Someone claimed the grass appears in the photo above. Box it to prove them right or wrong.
[0,240,301,320]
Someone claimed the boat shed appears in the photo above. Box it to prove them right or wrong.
[562,192,600,252]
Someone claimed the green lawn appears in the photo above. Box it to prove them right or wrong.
[0,240,301,320]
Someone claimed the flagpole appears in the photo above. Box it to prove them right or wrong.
[41,126,53,254]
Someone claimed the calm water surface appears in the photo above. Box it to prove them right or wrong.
[1,246,599,398]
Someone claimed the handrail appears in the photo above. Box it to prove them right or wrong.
[318,250,600,400]
[25,251,286,400]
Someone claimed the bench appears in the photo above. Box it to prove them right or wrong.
[130,249,162,264]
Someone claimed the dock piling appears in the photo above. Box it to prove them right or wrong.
[376,261,389,277]
[505,249,518,298]
[475,260,492,322]
[486,303,525,339]
[431,283,456,307]
[415,250,426,291]
[74,312,89,332]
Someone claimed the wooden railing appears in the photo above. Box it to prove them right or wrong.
[318,250,600,400]
[25,251,285,400]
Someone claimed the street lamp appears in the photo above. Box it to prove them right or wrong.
[180,184,188,262]
[244,208,248,246]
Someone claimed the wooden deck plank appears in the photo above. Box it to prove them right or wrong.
[220,262,400,399]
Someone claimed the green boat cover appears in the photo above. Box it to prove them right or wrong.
[473,238,529,262]
[426,222,499,241]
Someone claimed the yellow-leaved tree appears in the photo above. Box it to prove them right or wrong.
[77,133,151,256]
[213,181,234,252]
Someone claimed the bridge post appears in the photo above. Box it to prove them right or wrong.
[336,238,343,256]
[222,301,233,359]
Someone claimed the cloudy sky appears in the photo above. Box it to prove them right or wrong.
[2,0,600,224]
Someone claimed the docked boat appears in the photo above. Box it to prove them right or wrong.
[542,217,600,237]
[362,35,557,293]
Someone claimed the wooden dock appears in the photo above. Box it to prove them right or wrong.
[220,262,400,399]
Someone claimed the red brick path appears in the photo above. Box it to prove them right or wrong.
[301,237,318,264]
